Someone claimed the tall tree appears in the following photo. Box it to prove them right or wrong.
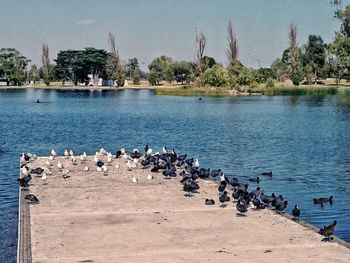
[288,22,304,85]
[148,55,172,85]
[41,43,51,86]
[195,29,206,76]
[106,32,125,86]
[302,35,326,82]
[126,58,140,80]
[335,4,350,37]
[226,19,239,66]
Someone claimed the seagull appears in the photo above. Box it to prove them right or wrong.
[162,146,168,154]
[132,176,138,183]
[64,149,69,158]
[127,160,133,171]
[49,155,55,160]
[93,155,99,164]
[32,154,37,160]
[84,166,89,171]
[42,173,47,184]
[99,148,108,156]
[97,166,102,172]
[51,149,57,157]
[107,155,113,164]
[115,164,120,169]
[62,169,70,179]
[146,148,153,156]
[147,174,154,180]
[71,156,77,165]
[194,159,200,168]
[69,149,74,156]
[21,166,29,176]
[102,165,108,175]
[57,161,64,170]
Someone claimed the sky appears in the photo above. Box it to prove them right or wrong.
[1,0,349,71]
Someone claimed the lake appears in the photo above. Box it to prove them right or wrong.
[0,89,350,262]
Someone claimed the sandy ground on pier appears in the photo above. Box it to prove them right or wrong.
[23,155,350,263]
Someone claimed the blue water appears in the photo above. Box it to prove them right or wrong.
[1,89,350,262]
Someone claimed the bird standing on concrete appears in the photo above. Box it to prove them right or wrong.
[319,220,337,240]
[292,205,301,220]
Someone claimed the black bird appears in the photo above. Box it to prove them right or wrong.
[25,194,39,203]
[236,200,248,215]
[199,168,210,179]
[177,154,187,162]
[261,171,272,176]
[176,160,185,167]
[275,200,288,212]
[219,191,228,207]
[210,169,222,178]
[97,160,104,167]
[141,158,151,168]
[260,192,271,205]
[252,196,261,209]
[314,196,333,205]
[30,167,44,175]
[230,177,239,187]
[183,179,200,196]
[232,188,242,201]
[218,181,227,193]
[250,187,262,198]
[151,165,160,173]
[116,150,122,158]
[249,176,260,183]
[185,158,194,166]
[272,194,283,207]
[319,220,337,240]
[292,205,301,220]
[205,199,215,205]
[236,183,249,191]
[18,174,32,187]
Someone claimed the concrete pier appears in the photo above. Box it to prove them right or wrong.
[18,155,350,263]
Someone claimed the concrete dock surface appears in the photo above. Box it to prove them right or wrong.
[20,155,350,263]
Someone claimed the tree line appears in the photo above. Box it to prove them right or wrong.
[0,3,349,88]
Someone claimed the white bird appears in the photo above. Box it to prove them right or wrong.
[93,155,99,164]
[45,160,52,167]
[20,153,26,164]
[194,159,200,168]
[51,149,57,157]
[107,155,112,164]
[84,166,89,171]
[83,152,87,160]
[133,148,139,153]
[64,149,69,158]
[162,146,168,154]
[99,148,107,156]
[46,169,52,175]
[120,148,126,155]
[127,160,133,171]
[102,165,108,175]
[57,161,63,170]
[32,154,37,160]
[69,149,74,156]
[147,174,154,180]
[49,155,55,160]
[146,148,153,156]
[220,172,225,183]
[71,156,77,165]
[21,167,29,176]
[132,176,138,183]
[42,173,47,184]
[62,169,70,179]
[97,166,102,172]
[115,164,120,169]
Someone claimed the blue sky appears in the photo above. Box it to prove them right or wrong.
[0,0,349,70]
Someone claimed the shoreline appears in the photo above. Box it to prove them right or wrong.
[18,155,350,262]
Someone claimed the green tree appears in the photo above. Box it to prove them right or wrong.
[28,64,40,84]
[54,48,107,86]
[288,22,304,85]
[0,48,30,86]
[173,61,194,84]
[133,68,141,84]
[126,58,140,80]
[148,56,172,85]
[301,35,326,82]
[304,64,315,84]
[41,43,52,86]
[203,64,229,87]
[270,59,291,81]
[335,4,350,37]
[329,35,350,83]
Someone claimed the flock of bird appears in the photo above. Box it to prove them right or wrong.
[18,145,337,241]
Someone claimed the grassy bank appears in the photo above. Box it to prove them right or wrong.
[154,86,230,96]
[262,86,339,96]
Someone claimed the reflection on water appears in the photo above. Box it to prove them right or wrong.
[1,89,350,261]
